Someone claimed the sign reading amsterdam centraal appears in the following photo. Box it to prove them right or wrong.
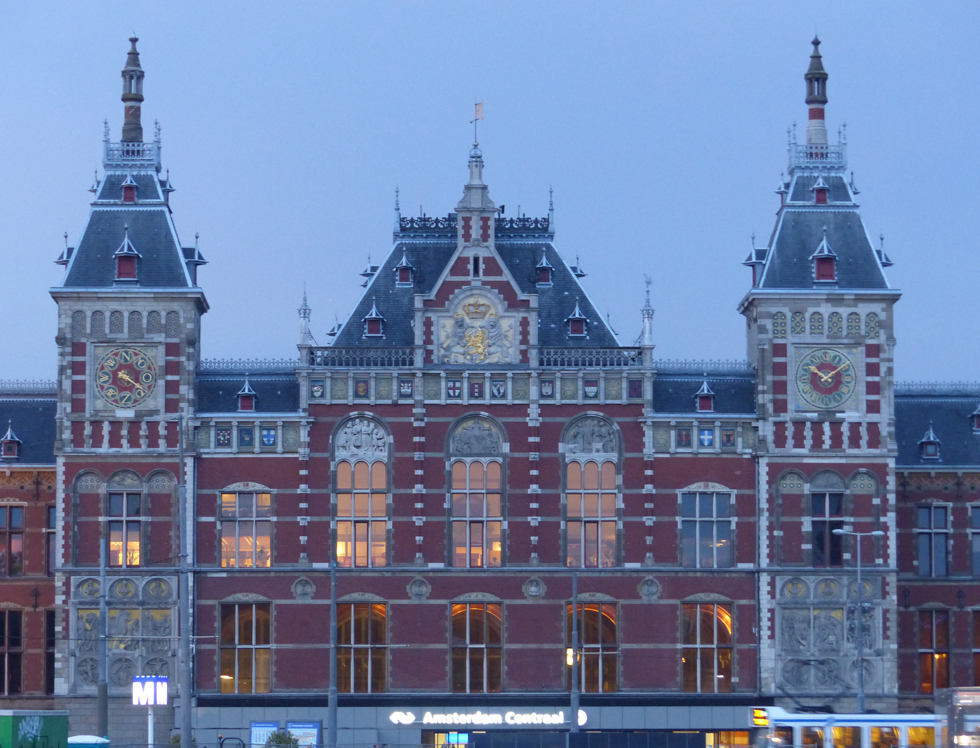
[389,709,588,728]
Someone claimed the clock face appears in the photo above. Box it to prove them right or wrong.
[95,347,158,408]
[796,348,856,410]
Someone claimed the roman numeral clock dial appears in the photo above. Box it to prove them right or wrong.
[95,346,158,408]
[795,348,856,410]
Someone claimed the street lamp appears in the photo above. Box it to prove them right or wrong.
[832,528,885,713]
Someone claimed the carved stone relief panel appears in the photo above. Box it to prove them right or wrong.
[335,418,387,458]
[451,418,501,455]
[564,417,618,455]
[437,292,517,365]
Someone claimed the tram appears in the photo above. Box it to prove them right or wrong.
[759,707,938,748]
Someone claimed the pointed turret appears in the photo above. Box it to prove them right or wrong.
[805,36,829,146]
[121,37,145,142]
[456,139,497,250]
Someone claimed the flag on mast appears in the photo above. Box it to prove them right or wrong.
[473,102,484,121]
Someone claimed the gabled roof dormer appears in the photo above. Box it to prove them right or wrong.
[566,300,587,337]
[810,175,829,205]
[393,251,414,287]
[536,253,554,287]
[809,228,837,284]
[360,259,380,288]
[121,173,138,203]
[971,403,980,434]
[1,422,21,460]
[363,298,384,337]
[237,376,257,412]
[695,380,715,412]
[114,224,142,282]
[919,423,941,461]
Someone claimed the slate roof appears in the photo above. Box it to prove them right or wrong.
[652,373,757,415]
[61,208,191,288]
[96,173,162,202]
[896,389,980,468]
[197,373,300,414]
[331,231,618,350]
[789,174,852,203]
[0,397,57,464]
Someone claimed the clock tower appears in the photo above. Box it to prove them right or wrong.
[738,39,902,709]
[49,38,207,722]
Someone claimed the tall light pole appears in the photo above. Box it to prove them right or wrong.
[833,528,885,713]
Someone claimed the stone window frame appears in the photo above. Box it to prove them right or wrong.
[219,488,274,569]
[917,607,949,694]
[681,599,733,694]
[219,600,272,694]
[566,597,618,693]
[451,600,503,693]
[337,601,387,693]
[915,502,950,578]
[678,486,735,569]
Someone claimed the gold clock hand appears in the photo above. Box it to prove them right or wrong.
[824,361,850,380]
[117,371,136,385]
[808,365,833,385]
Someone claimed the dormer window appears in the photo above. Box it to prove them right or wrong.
[695,380,715,412]
[566,301,587,337]
[472,256,481,277]
[810,229,837,284]
[919,423,941,461]
[237,377,257,412]
[0,423,21,460]
[811,175,829,205]
[121,174,138,203]
[536,253,554,287]
[394,251,414,287]
[363,299,384,337]
[972,403,980,433]
[114,224,141,282]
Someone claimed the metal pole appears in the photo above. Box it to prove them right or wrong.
[328,559,337,748]
[179,412,193,748]
[97,528,108,738]
[148,703,155,748]
[570,571,579,735]
[856,535,865,714]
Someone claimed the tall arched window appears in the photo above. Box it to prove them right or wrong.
[336,461,386,567]
[337,603,386,693]
[809,312,824,335]
[451,461,502,568]
[566,461,616,567]
[452,602,502,693]
[682,602,732,693]
[566,602,617,693]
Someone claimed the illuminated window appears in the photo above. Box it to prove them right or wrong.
[0,507,24,576]
[108,492,141,567]
[220,603,271,694]
[566,602,617,693]
[220,492,272,568]
[917,505,948,577]
[918,609,949,694]
[338,603,386,693]
[680,492,732,568]
[336,461,387,568]
[811,492,843,567]
[871,727,901,748]
[451,460,502,568]
[566,461,617,568]
[682,603,732,693]
[452,603,501,693]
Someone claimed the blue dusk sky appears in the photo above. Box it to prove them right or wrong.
[0,2,977,382]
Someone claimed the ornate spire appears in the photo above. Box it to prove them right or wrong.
[804,36,829,146]
[298,287,312,345]
[641,275,655,347]
[394,186,401,231]
[121,37,145,143]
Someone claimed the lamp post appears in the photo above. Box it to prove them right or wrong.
[832,528,885,713]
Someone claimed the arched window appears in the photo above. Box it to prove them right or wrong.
[220,602,270,694]
[810,472,845,567]
[106,471,143,568]
[566,461,617,568]
[128,311,143,338]
[109,311,124,334]
[165,311,180,337]
[336,461,386,568]
[451,460,502,568]
[90,311,106,336]
[682,603,732,693]
[452,603,502,693]
[71,311,86,337]
[791,312,806,335]
[566,602,617,693]
[680,490,733,568]
[809,312,824,335]
[847,312,861,336]
[828,312,843,336]
[337,603,386,693]
[146,311,164,334]
[866,312,880,339]
[772,312,787,338]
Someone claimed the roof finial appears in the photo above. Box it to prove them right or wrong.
[804,36,829,146]
[471,102,484,153]
[548,185,555,230]
[104,119,110,142]
[394,186,401,232]
[121,36,146,143]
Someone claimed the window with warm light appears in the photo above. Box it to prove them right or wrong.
[0,507,24,577]
[108,492,141,567]
[680,492,732,568]
[451,460,502,568]
[566,602,617,693]
[452,603,501,693]
[220,492,272,568]
[566,460,617,568]
[918,609,949,694]
[338,603,386,693]
[682,603,732,693]
[220,603,271,694]
[336,460,387,568]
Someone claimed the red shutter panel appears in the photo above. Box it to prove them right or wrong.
[815,188,828,205]
[123,185,136,203]
[815,257,835,281]
[117,256,137,279]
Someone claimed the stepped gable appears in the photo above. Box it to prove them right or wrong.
[59,37,204,291]
[0,394,57,464]
[896,386,980,467]
[754,38,890,292]
[331,144,617,351]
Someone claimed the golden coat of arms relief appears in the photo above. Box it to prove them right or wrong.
[438,293,516,364]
